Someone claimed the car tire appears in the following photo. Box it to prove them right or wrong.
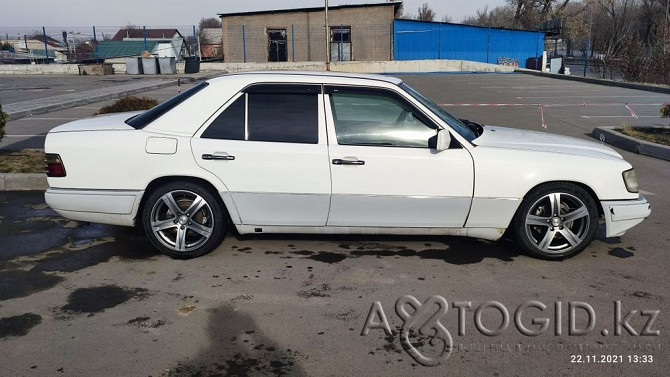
[141,181,228,259]
[510,182,599,260]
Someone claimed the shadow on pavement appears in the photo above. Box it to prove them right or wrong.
[162,304,308,376]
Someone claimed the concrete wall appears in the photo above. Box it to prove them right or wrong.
[198,59,516,74]
[0,64,80,74]
[221,5,394,63]
[1,60,515,75]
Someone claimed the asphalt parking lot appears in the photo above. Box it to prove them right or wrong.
[0,72,668,376]
[0,74,181,105]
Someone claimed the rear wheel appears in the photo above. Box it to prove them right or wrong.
[511,183,598,259]
[142,181,228,259]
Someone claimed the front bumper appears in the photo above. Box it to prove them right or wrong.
[600,196,651,237]
[45,188,143,227]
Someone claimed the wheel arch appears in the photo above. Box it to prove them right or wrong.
[502,179,603,237]
[135,175,238,227]
[507,179,601,259]
[520,180,603,218]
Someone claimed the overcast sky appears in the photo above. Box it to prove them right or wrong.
[2,0,506,27]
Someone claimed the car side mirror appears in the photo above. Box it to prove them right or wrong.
[434,128,451,151]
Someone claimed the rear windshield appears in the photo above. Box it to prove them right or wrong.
[125,82,209,129]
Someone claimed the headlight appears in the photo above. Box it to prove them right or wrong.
[622,168,639,193]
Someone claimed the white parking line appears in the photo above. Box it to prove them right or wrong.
[440,103,664,107]
[481,86,602,90]
[516,95,667,99]
[4,134,46,137]
[581,115,658,118]
[16,117,81,121]
[640,190,657,196]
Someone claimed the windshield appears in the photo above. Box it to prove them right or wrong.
[125,82,209,129]
[400,83,477,142]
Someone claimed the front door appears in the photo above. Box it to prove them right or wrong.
[192,84,330,226]
[324,86,474,227]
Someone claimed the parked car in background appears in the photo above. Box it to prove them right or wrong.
[44,71,650,259]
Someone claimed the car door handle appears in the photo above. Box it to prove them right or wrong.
[202,153,235,161]
[332,158,364,165]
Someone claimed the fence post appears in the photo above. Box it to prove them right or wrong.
[143,26,147,52]
[487,27,491,64]
[389,23,393,61]
[42,27,49,64]
[93,26,99,63]
[192,25,198,60]
[291,24,295,62]
[242,25,246,63]
[583,36,589,77]
[437,25,441,59]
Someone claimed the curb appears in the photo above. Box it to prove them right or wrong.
[4,73,224,121]
[516,68,670,94]
[592,126,670,161]
[0,173,48,191]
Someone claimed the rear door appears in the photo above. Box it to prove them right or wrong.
[191,84,331,226]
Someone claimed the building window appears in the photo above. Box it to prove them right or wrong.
[330,26,351,61]
[267,29,287,62]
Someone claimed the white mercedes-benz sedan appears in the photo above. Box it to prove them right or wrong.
[44,71,650,259]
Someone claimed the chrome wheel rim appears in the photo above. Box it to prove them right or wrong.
[524,192,590,254]
[150,190,214,252]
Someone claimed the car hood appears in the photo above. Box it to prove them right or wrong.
[48,111,142,133]
[472,126,623,159]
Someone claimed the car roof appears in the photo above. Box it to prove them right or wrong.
[208,70,404,86]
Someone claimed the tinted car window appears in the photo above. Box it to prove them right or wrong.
[328,88,436,148]
[125,82,208,129]
[201,96,245,140]
[247,93,318,144]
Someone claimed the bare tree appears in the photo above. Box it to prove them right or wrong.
[442,15,453,23]
[198,17,222,45]
[394,3,405,18]
[464,0,669,84]
[199,17,221,29]
[417,3,436,22]
[463,5,516,27]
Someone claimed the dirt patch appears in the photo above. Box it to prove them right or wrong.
[297,283,332,298]
[308,252,346,264]
[178,304,197,316]
[0,313,42,339]
[617,126,670,146]
[60,285,149,314]
[0,149,45,173]
[0,270,64,301]
[95,96,157,115]
[609,247,634,258]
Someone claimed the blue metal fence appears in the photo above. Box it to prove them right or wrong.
[394,20,544,67]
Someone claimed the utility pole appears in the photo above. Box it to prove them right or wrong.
[666,0,669,35]
[325,0,330,70]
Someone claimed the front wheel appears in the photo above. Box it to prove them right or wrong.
[142,181,228,259]
[511,183,599,259]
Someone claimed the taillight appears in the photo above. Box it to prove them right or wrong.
[45,154,66,177]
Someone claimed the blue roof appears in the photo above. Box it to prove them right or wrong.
[96,40,159,59]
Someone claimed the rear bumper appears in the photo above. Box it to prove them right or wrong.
[45,188,143,227]
[600,196,651,237]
